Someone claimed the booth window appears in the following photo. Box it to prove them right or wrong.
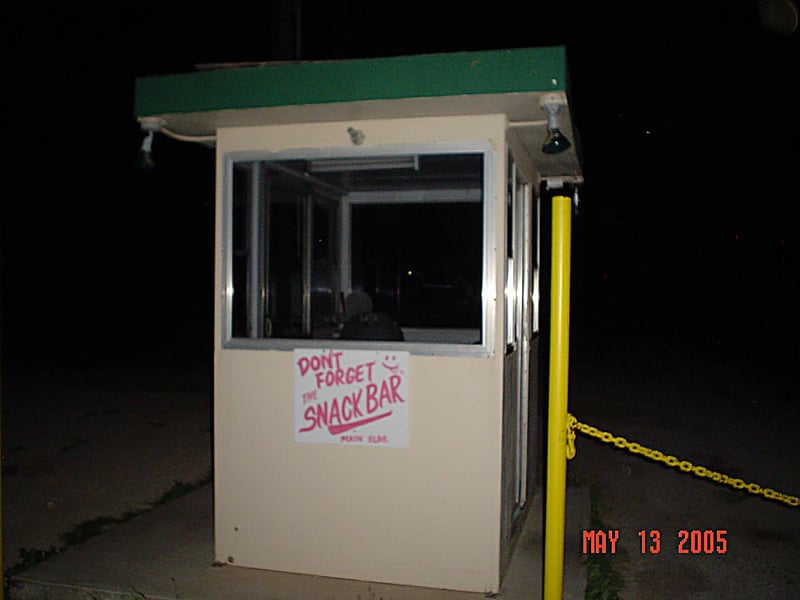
[226,151,487,348]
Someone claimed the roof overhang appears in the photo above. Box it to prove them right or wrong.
[135,47,582,181]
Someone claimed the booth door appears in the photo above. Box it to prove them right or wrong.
[503,151,534,520]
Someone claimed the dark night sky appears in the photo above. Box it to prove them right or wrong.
[2,1,798,365]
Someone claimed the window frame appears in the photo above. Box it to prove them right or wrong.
[221,142,497,357]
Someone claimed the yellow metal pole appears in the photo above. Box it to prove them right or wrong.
[543,195,572,600]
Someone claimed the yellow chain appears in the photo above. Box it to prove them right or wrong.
[567,413,800,509]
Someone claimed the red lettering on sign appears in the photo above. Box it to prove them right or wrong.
[314,361,376,389]
[297,350,344,377]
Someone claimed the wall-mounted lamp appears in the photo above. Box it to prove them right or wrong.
[136,116,217,169]
[137,117,163,170]
[540,93,572,155]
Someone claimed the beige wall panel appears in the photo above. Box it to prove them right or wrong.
[214,350,504,591]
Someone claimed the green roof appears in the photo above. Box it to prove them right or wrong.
[135,47,567,117]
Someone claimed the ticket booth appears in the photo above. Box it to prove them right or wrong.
[135,47,582,594]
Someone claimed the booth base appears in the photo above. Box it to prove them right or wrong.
[8,483,588,600]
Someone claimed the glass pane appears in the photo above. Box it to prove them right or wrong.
[267,186,303,337]
[311,196,339,335]
[228,152,484,344]
[351,202,481,329]
[231,162,258,338]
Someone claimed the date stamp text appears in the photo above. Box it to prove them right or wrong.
[582,529,728,555]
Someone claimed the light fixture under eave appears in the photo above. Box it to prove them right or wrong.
[138,130,156,169]
[308,155,419,173]
[135,116,217,170]
[540,92,572,155]
[137,117,163,170]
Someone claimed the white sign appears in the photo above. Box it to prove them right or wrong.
[294,349,408,447]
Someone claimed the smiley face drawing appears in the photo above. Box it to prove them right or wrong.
[381,353,403,376]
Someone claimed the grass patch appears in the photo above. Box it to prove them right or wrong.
[60,513,140,547]
[584,486,626,600]
[6,546,62,575]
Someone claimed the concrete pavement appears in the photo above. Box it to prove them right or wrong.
[7,482,590,600]
[3,358,589,599]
